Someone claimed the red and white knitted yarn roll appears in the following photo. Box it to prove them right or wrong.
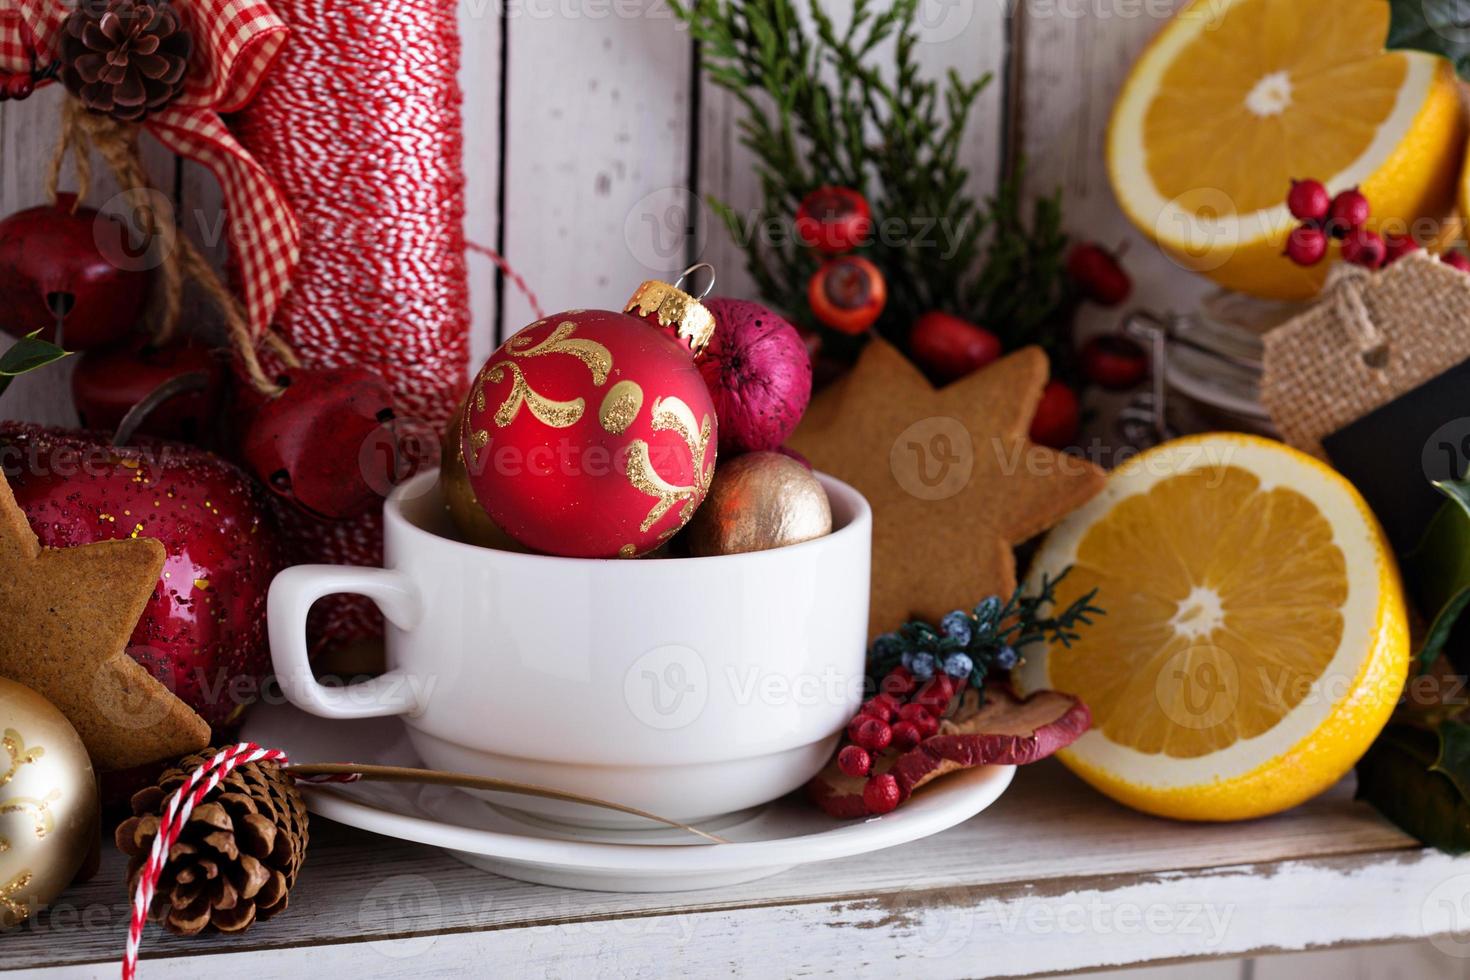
[230,0,471,648]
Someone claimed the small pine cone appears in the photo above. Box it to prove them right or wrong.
[59,0,191,122]
[115,749,309,936]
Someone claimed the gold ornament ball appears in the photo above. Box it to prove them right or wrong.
[685,451,832,557]
[0,676,100,928]
[439,403,524,552]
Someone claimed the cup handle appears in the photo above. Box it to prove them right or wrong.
[268,565,424,720]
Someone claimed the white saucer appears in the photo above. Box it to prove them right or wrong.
[242,702,1015,892]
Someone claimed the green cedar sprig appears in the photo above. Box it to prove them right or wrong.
[672,0,1076,362]
[867,567,1104,693]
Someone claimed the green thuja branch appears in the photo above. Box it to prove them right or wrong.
[673,0,1075,361]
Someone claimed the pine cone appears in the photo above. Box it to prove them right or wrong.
[115,749,309,936]
[59,0,191,122]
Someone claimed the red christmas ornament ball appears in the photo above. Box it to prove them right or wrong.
[460,294,718,558]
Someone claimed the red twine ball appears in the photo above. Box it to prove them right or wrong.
[230,0,470,649]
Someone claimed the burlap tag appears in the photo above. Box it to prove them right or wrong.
[1261,251,1470,457]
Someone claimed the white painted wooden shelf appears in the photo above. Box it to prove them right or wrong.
[7,759,1462,979]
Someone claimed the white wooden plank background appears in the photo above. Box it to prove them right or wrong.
[1,2,1462,976]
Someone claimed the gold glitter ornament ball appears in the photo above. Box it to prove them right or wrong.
[0,676,100,927]
[684,451,832,557]
[439,401,525,552]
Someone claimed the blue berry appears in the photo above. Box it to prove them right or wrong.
[901,650,915,671]
[910,653,936,680]
[974,596,1002,622]
[940,611,972,645]
[873,633,903,659]
[943,652,973,679]
[994,645,1019,670]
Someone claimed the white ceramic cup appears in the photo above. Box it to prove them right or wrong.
[268,469,871,827]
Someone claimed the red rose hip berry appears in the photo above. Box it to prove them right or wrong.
[1442,251,1470,274]
[1383,234,1420,265]
[837,745,872,778]
[1029,380,1081,449]
[1066,242,1132,307]
[1327,187,1371,234]
[863,773,902,815]
[891,721,923,750]
[794,186,873,254]
[1341,228,1386,270]
[1287,179,1331,223]
[1284,224,1328,267]
[1081,334,1149,390]
[849,715,892,752]
[909,311,1002,382]
[808,256,887,334]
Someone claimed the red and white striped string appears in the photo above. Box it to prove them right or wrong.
[123,743,289,980]
[467,240,546,322]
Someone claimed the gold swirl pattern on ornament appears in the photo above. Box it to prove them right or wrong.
[507,320,612,385]
[0,790,59,841]
[599,380,644,435]
[624,396,715,533]
[483,361,586,429]
[0,731,43,789]
[468,427,490,467]
[618,544,637,558]
[0,871,33,922]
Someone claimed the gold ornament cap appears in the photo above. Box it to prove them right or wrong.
[624,263,718,354]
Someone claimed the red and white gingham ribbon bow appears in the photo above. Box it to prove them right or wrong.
[0,0,299,340]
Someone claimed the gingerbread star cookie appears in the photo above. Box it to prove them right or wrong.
[0,473,208,770]
[788,339,1106,636]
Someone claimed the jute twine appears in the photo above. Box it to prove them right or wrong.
[46,97,297,396]
[1260,249,1470,457]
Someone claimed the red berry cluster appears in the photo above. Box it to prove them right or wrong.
[1284,178,1470,274]
[1283,180,1415,272]
[835,664,966,815]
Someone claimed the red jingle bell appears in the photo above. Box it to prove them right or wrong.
[73,336,226,444]
[240,365,415,521]
[0,194,150,349]
[458,278,719,558]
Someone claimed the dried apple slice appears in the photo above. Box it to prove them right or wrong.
[809,687,1091,819]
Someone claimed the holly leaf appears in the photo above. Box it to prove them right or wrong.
[1388,0,1470,80]
[1357,722,1470,854]
[1406,479,1470,672]
[0,331,70,400]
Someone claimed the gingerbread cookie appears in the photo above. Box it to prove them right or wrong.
[0,473,209,770]
[788,339,1106,636]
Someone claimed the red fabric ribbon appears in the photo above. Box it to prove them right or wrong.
[0,0,299,340]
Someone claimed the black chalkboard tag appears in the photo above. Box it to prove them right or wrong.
[1321,355,1470,554]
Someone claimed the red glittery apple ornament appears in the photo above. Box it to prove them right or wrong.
[458,278,718,558]
[0,422,283,730]
[699,297,811,454]
[0,194,150,349]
